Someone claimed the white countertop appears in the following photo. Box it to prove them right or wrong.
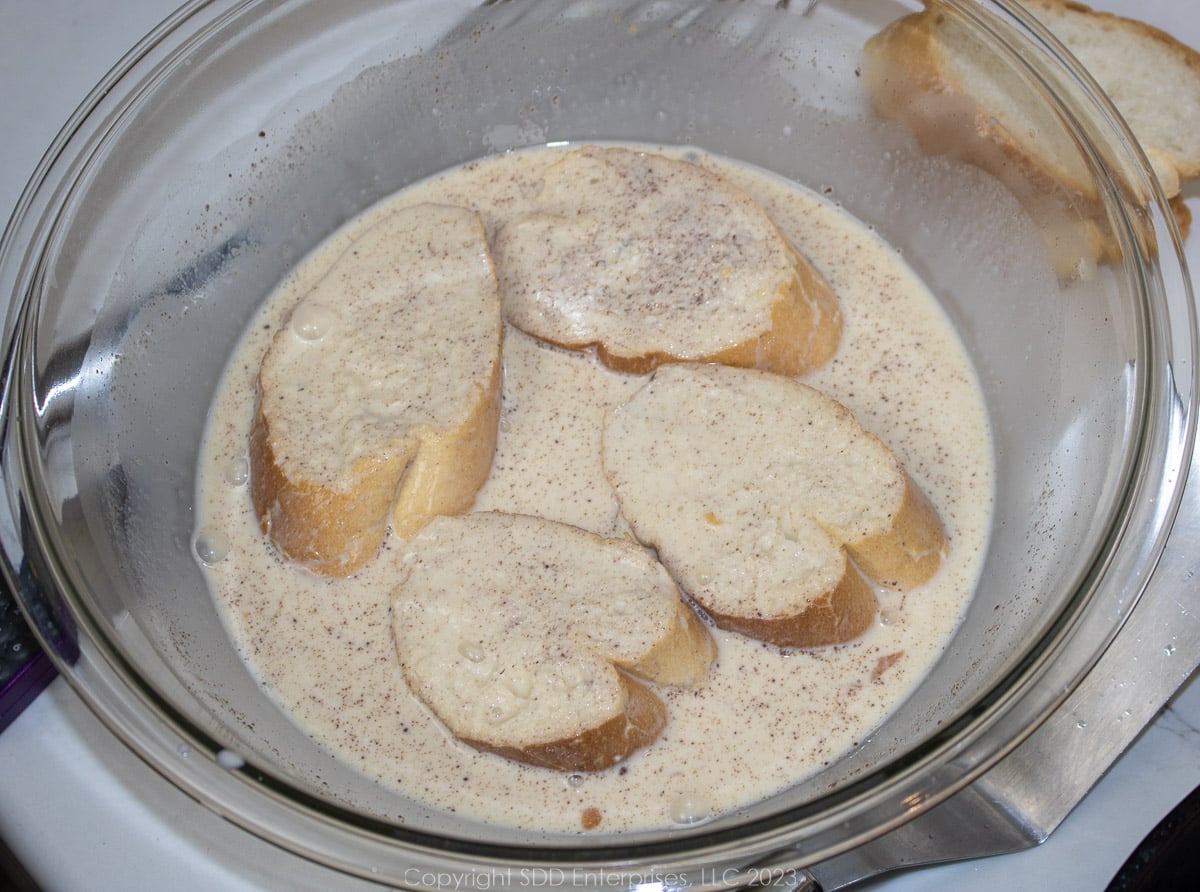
[2,1,1200,890]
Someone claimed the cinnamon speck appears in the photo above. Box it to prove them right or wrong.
[870,651,905,683]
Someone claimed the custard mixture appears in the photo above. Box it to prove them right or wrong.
[194,144,993,833]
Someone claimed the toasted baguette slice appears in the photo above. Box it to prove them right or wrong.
[863,2,1113,276]
[250,203,502,576]
[493,146,842,376]
[391,512,716,772]
[602,364,947,649]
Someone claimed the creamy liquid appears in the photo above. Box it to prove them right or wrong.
[195,144,994,833]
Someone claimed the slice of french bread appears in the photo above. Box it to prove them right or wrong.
[863,2,1196,259]
[863,3,1111,278]
[602,364,947,649]
[493,146,842,376]
[391,512,716,772]
[864,5,1093,195]
[250,203,502,576]
[1024,0,1200,239]
[1021,0,1200,189]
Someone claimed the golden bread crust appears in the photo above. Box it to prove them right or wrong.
[249,402,417,575]
[389,363,502,540]
[845,471,948,589]
[864,2,1199,275]
[461,672,668,773]
[701,562,878,650]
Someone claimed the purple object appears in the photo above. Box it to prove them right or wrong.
[0,645,55,734]
[1,553,70,734]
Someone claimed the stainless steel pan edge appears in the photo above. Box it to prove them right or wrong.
[806,431,1200,890]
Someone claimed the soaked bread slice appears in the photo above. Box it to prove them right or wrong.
[603,364,947,649]
[493,146,842,376]
[250,203,502,576]
[392,512,716,772]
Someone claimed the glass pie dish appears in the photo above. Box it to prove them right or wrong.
[0,0,1194,888]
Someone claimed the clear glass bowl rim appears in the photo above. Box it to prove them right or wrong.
[0,0,1195,886]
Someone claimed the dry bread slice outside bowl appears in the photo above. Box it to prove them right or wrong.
[1020,0,1200,189]
[862,0,1200,268]
[391,512,717,773]
[1022,0,1200,238]
[603,364,948,649]
[250,203,503,576]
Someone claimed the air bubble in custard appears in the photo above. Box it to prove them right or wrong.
[289,303,338,341]
[223,456,249,487]
[669,792,713,825]
[194,531,231,566]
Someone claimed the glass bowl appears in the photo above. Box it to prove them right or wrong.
[0,0,1194,887]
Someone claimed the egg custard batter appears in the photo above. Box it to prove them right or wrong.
[194,144,993,833]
